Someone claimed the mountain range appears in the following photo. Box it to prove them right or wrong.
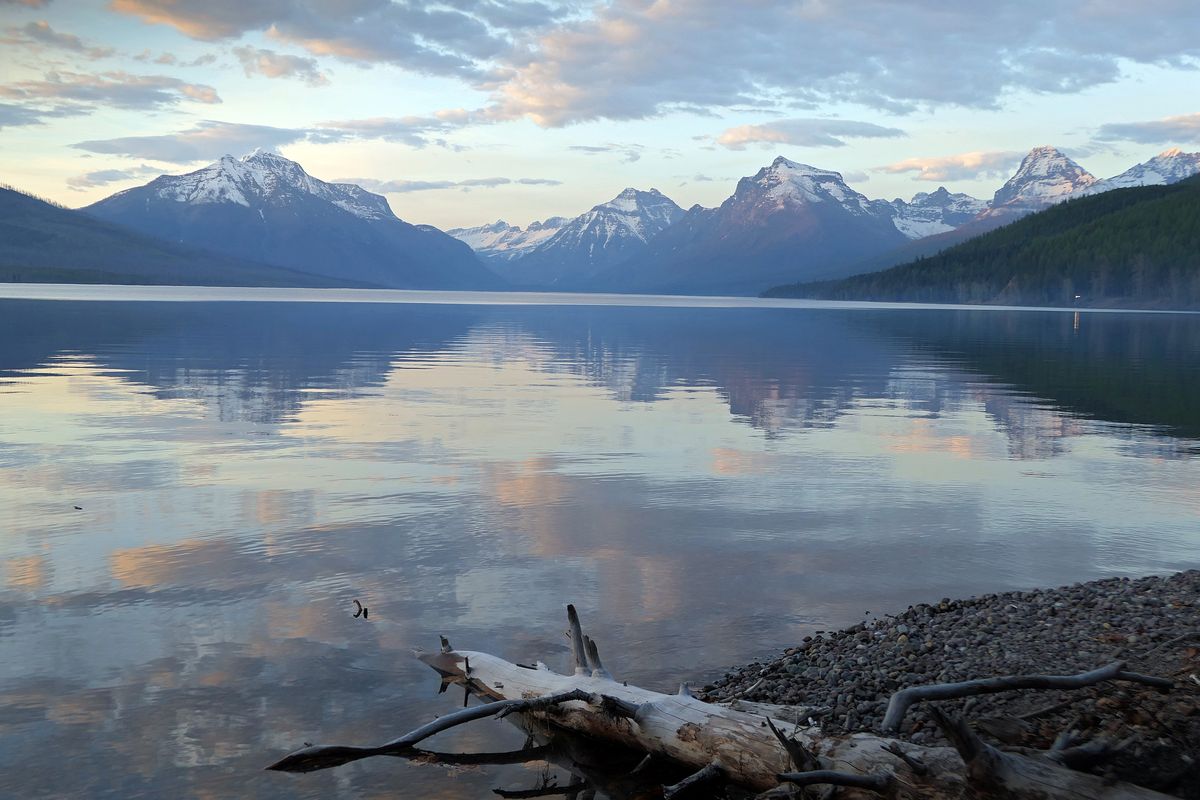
[2,144,1198,301]
[449,145,1199,294]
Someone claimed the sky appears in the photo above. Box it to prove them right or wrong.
[1,1,1199,230]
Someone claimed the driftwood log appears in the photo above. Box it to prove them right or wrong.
[268,605,1179,799]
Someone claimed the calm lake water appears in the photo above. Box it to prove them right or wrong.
[1,287,1198,798]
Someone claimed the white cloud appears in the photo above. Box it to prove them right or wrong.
[104,0,1200,132]
[232,46,328,87]
[482,1,1200,126]
[4,20,114,59]
[877,150,1025,181]
[716,119,905,150]
[568,143,644,162]
[0,70,220,109]
[65,164,162,190]
[72,120,308,162]
[1095,113,1200,144]
[351,176,561,193]
[314,111,485,148]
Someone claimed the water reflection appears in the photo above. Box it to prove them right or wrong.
[0,297,1197,798]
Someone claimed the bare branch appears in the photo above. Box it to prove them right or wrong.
[1049,735,1134,771]
[584,636,612,680]
[776,770,893,793]
[267,689,591,773]
[765,717,819,771]
[882,741,928,776]
[567,605,590,675]
[594,693,641,720]
[883,661,1173,732]
[927,706,1007,786]
[663,761,726,799]
[410,745,553,765]
[493,780,587,798]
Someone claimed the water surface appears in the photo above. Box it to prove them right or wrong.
[1,288,1198,798]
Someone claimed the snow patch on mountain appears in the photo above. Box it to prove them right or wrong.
[447,217,569,260]
[886,186,987,239]
[563,187,683,244]
[986,146,1097,213]
[750,156,877,214]
[133,149,395,221]
[1082,148,1200,194]
[448,188,686,278]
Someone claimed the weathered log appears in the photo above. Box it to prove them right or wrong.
[269,605,1181,799]
[929,707,1174,799]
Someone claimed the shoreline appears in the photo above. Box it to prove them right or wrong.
[1,282,1198,315]
[704,570,1200,797]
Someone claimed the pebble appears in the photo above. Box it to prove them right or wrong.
[704,570,1200,797]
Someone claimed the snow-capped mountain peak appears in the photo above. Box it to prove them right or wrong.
[449,187,684,285]
[989,145,1097,210]
[887,186,986,239]
[1084,147,1200,194]
[583,187,683,238]
[136,150,395,221]
[741,156,874,213]
[597,186,667,213]
[446,217,570,260]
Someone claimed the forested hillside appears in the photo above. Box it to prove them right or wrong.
[764,175,1200,308]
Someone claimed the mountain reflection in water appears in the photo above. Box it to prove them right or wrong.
[0,296,1197,799]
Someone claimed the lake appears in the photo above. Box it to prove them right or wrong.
[1,286,1198,798]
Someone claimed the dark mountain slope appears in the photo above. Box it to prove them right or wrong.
[589,157,908,296]
[765,176,1200,308]
[0,186,351,287]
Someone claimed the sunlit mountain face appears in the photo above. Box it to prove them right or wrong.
[1,293,1198,798]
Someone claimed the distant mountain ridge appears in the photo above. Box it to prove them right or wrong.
[86,150,500,290]
[884,187,987,239]
[450,187,684,287]
[449,217,569,261]
[765,174,1200,309]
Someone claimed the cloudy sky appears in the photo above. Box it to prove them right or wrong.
[2,0,1199,229]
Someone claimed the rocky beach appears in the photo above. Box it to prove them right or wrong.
[705,571,1200,797]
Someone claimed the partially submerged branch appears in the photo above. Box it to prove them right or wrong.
[266,689,590,773]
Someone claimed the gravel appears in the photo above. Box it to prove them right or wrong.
[703,570,1200,797]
